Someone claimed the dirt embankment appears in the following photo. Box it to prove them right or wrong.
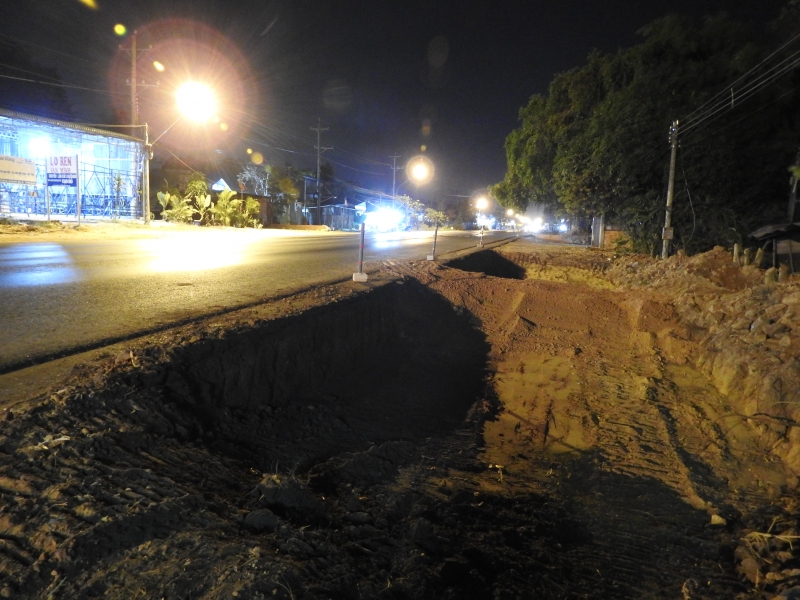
[3,239,800,599]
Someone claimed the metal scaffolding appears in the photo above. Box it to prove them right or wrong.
[0,108,145,219]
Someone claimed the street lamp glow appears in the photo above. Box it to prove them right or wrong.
[476,197,488,211]
[506,208,514,216]
[405,155,434,185]
[176,82,216,122]
[412,162,429,181]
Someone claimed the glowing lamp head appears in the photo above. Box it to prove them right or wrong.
[176,82,216,122]
[506,209,514,216]
[476,197,488,211]
[406,155,434,185]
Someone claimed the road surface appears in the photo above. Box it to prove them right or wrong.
[0,228,513,372]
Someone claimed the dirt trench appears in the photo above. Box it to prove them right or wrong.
[0,241,797,599]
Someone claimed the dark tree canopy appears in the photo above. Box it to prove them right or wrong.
[492,14,800,254]
[0,38,72,119]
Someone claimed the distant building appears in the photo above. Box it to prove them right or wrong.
[591,215,626,249]
[0,107,145,219]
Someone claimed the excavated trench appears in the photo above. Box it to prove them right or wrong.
[447,250,528,280]
[153,278,491,477]
[4,248,795,599]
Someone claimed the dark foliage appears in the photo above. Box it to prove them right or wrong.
[492,13,800,254]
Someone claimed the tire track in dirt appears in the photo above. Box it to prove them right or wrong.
[429,250,794,598]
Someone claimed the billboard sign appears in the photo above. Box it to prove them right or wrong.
[47,155,79,187]
[0,156,36,185]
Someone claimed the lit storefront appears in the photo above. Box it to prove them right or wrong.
[0,108,145,219]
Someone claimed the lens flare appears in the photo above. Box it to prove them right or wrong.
[251,152,264,165]
[175,81,216,121]
[114,24,127,36]
[406,155,434,185]
[108,19,254,152]
[79,0,98,9]
[153,60,165,72]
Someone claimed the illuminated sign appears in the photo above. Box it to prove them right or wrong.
[47,155,79,187]
[0,155,36,185]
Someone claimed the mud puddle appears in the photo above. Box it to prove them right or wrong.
[1,242,799,599]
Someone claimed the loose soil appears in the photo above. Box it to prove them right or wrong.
[2,238,800,599]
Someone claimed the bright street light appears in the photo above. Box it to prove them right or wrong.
[506,208,514,216]
[406,155,434,185]
[476,197,488,211]
[142,81,217,225]
[176,81,216,122]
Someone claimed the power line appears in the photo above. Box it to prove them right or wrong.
[390,154,402,196]
[682,34,800,134]
[683,29,800,126]
[0,72,124,97]
[310,119,331,222]
[683,52,800,134]
[0,32,96,65]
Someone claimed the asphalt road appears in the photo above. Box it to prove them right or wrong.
[0,228,513,372]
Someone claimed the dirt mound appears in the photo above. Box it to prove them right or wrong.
[607,246,760,294]
[5,239,800,599]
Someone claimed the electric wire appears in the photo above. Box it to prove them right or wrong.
[0,32,97,65]
[679,150,697,245]
[682,43,800,134]
[0,54,408,200]
[0,73,124,97]
[681,82,800,147]
[683,29,800,126]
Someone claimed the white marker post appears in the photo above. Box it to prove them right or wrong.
[427,222,439,261]
[76,156,81,226]
[353,221,368,282]
[478,225,484,248]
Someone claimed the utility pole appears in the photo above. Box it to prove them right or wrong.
[130,31,137,126]
[390,154,402,198]
[788,147,800,222]
[123,32,155,127]
[143,124,151,224]
[661,120,679,260]
[311,119,331,225]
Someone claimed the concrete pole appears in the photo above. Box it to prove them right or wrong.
[661,120,679,260]
[311,119,330,225]
[76,155,82,226]
[143,124,150,224]
[130,32,138,127]
[390,154,401,198]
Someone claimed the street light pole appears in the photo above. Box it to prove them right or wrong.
[390,154,401,198]
[143,123,150,224]
[130,31,137,127]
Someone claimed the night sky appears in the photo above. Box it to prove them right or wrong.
[0,0,791,201]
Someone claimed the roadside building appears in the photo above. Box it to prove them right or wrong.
[0,107,145,220]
